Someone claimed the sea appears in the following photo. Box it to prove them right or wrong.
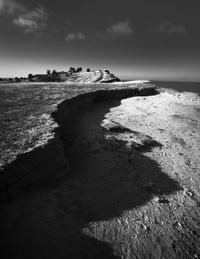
[152,81,200,94]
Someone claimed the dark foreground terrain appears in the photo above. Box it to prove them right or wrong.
[0,82,200,258]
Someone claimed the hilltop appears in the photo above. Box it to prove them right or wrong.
[0,68,120,83]
[63,70,120,83]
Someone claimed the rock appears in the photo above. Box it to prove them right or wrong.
[155,196,169,203]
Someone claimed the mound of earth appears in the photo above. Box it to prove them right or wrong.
[66,70,120,83]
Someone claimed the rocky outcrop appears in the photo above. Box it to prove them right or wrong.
[0,85,158,200]
[66,70,120,83]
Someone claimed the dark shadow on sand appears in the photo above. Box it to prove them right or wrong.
[0,89,181,258]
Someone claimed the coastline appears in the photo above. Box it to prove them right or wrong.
[152,80,200,94]
[0,84,158,197]
[0,81,200,258]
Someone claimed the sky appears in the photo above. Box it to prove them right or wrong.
[0,0,200,81]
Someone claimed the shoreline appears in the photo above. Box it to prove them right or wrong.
[0,82,200,258]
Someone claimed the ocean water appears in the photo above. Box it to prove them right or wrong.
[153,81,200,94]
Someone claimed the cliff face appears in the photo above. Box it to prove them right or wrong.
[0,84,157,198]
[66,70,120,83]
[0,82,200,259]
[0,82,151,173]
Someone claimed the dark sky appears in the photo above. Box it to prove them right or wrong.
[1,0,200,81]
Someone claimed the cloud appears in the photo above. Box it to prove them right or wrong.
[0,0,24,14]
[0,0,4,11]
[169,25,187,36]
[65,32,86,42]
[13,7,48,33]
[0,0,48,33]
[106,20,133,35]
[157,21,187,36]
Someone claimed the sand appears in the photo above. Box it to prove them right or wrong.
[0,86,200,258]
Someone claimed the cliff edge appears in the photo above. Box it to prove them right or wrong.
[0,83,200,259]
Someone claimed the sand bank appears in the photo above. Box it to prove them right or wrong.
[0,85,200,258]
